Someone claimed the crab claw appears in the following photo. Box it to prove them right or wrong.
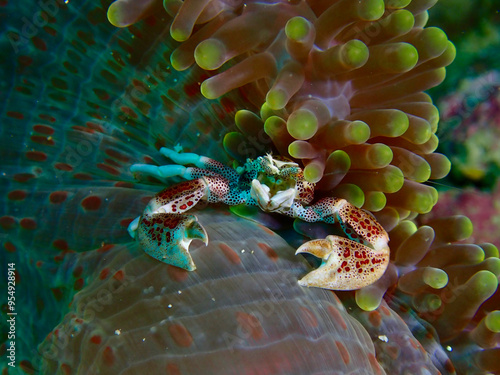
[296,235,389,290]
[136,213,208,271]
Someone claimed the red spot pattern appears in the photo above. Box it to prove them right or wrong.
[102,346,115,367]
[8,190,27,201]
[52,239,69,251]
[0,216,16,229]
[50,191,68,204]
[335,341,350,365]
[235,312,264,341]
[99,268,110,280]
[167,265,189,282]
[33,124,55,135]
[97,244,114,253]
[368,353,384,375]
[31,135,55,146]
[6,111,23,119]
[368,311,382,328]
[90,335,102,344]
[19,360,36,374]
[219,243,241,265]
[166,363,181,375]
[13,173,36,182]
[20,218,37,230]
[72,265,83,278]
[26,151,47,162]
[81,195,101,210]
[54,163,73,171]
[4,242,16,253]
[257,242,278,262]
[168,324,193,348]
[300,307,318,328]
[97,163,120,176]
[73,173,93,180]
[60,363,72,375]
[327,305,347,330]
[113,270,125,281]
[74,278,84,291]
[51,288,64,301]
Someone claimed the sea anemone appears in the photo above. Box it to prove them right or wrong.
[107,0,453,221]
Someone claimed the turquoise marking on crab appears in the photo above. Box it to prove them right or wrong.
[129,148,390,290]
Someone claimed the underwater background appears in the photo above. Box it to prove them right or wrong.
[1,0,499,374]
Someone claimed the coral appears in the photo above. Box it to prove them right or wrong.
[108,0,453,219]
[423,181,500,248]
[437,71,500,187]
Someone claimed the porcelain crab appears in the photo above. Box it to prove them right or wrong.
[128,148,389,290]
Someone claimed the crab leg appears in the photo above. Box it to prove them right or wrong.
[128,176,229,270]
[160,147,240,182]
[294,198,389,290]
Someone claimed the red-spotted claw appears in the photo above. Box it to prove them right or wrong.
[295,198,390,290]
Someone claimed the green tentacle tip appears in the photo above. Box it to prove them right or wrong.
[358,0,385,21]
[386,43,418,73]
[364,191,386,212]
[485,311,500,333]
[342,40,369,69]
[355,288,383,311]
[285,17,312,42]
[414,162,432,183]
[287,109,318,140]
[327,150,351,171]
[419,27,449,57]
[370,144,393,168]
[303,163,324,184]
[470,271,498,299]
[200,80,217,100]
[223,132,247,161]
[194,39,226,70]
[170,27,190,43]
[170,50,187,72]
[389,9,415,34]
[347,121,370,144]
[385,167,405,193]
[266,89,287,110]
[335,184,365,208]
[416,294,442,313]
[423,267,448,289]
[107,3,127,27]
[384,0,411,9]
[415,186,437,214]
[480,243,499,258]
[454,216,474,241]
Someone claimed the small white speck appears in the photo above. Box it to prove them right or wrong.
[115,329,121,335]
[142,338,146,342]
[378,335,388,342]
[241,249,245,253]
[446,345,453,352]
[251,250,254,254]
[168,304,173,308]
[211,297,216,302]
[177,290,182,294]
